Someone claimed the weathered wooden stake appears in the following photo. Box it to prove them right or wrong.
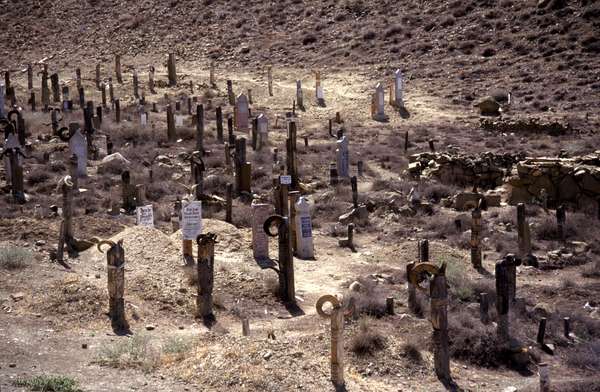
[471,207,483,268]
[419,239,429,263]
[537,317,547,345]
[216,106,224,143]
[480,292,490,324]
[167,53,177,86]
[50,73,60,102]
[431,267,450,382]
[98,239,128,331]
[95,64,101,89]
[167,104,176,142]
[386,297,395,315]
[196,104,204,153]
[556,204,566,242]
[27,64,33,90]
[351,176,359,209]
[227,80,234,105]
[496,258,511,347]
[539,363,550,392]
[316,295,345,388]
[114,99,121,123]
[226,183,233,223]
[267,66,273,96]
[517,203,532,260]
[242,318,250,336]
[114,54,122,83]
[264,214,295,303]
[196,233,217,320]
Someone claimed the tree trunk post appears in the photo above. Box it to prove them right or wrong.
[100,240,128,331]
[115,54,122,83]
[480,292,490,324]
[167,53,177,87]
[196,104,204,153]
[226,183,233,223]
[496,257,511,347]
[264,215,295,303]
[167,104,176,142]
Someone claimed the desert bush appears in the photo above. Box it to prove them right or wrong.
[345,278,387,317]
[96,333,161,372]
[302,33,317,45]
[162,335,194,358]
[448,309,504,367]
[0,245,32,270]
[401,343,423,364]
[362,30,376,40]
[350,318,386,356]
[13,374,83,392]
[565,340,600,370]
[27,166,51,185]
[421,182,456,203]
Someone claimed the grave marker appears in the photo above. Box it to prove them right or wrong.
[336,136,349,178]
[167,53,177,86]
[295,196,314,259]
[264,214,295,303]
[267,66,273,96]
[227,80,235,105]
[115,54,123,83]
[167,104,176,142]
[235,93,249,131]
[296,80,303,109]
[252,201,274,261]
[316,295,346,388]
[69,128,87,177]
[98,240,128,332]
[394,69,404,107]
[371,83,388,121]
[182,201,203,240]
[27,64,33,90]
[471,207,483,268]
[216,106,224,143]
[50,73,60,102]
[196,233,217,321]
[136,204,154,227]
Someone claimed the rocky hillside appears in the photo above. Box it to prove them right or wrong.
[1,0,599,115]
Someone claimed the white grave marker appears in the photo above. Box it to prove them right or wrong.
[136,205,154,227]
[181,201,203,240]
[69,129,88,177]
[257,113,268,141]
[394,69,403,107]
[0,82,5,117]
[372,83,388,121]
[280,175,292,185]
[295,196,314,259]
[140,112,148,127]
[175,114,184,127]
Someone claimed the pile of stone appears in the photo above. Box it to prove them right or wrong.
[480,117,574,136]
[508,153,600,210]
[408,152,521,189]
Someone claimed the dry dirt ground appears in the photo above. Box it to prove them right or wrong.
[2,1,600,391]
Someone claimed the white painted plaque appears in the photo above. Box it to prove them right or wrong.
[280,175,292,185]
[181,201,203,240]
[136,205,154,227]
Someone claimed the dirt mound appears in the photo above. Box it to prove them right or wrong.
[169,218,246,256]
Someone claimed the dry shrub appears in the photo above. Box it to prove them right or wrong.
[582,261,600,278]
[565,340,600,370]
[27,166,51,185]
[345,278,387,317]
[448,309,505,367]
[350,318,386,356]
[0,245,32,270]
[421,182,456,203]
[401,343,423,364]
[232,203,253,228]
[96,333,161,372]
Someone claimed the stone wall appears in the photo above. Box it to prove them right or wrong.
[408,152,520,189]
[508,153,600,211]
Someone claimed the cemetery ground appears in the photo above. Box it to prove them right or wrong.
[1,59,600,392]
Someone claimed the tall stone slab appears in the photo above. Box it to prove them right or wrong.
[336,136,349,178]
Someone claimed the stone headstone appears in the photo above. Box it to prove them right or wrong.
[175,114,184,127]
[69,129,88,177]
[336,136,349,178]
[394,69,403,107]
[257,113,268,141]
[140,112,148,127]
[181,201,202,240]
[136,205,154,227]
[252,201,274,261]
[372,83,388,121]
[235,93,249,131]
[295,196,314,259]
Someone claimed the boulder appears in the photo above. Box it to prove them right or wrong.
[477,96,501,116]
[97,152,130,174]
[558,175,579,201]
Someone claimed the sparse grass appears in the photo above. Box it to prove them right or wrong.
[0,245,33,270]
[582,261,600,277]
[13,374,84,392]
[162,335,194,358]
[96,333,161,372]
[350,318,386,356]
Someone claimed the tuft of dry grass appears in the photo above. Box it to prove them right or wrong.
[350,318,386,356]
[0,245,33,270]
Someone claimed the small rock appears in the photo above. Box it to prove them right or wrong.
[95,274,101,279]
[263,350,273,360]
[10,292,24,302]
[9,363,16,368]
[35,240,46,246]
[349,281,363,292]
[145,325,156,331]
[82,343,88,349]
